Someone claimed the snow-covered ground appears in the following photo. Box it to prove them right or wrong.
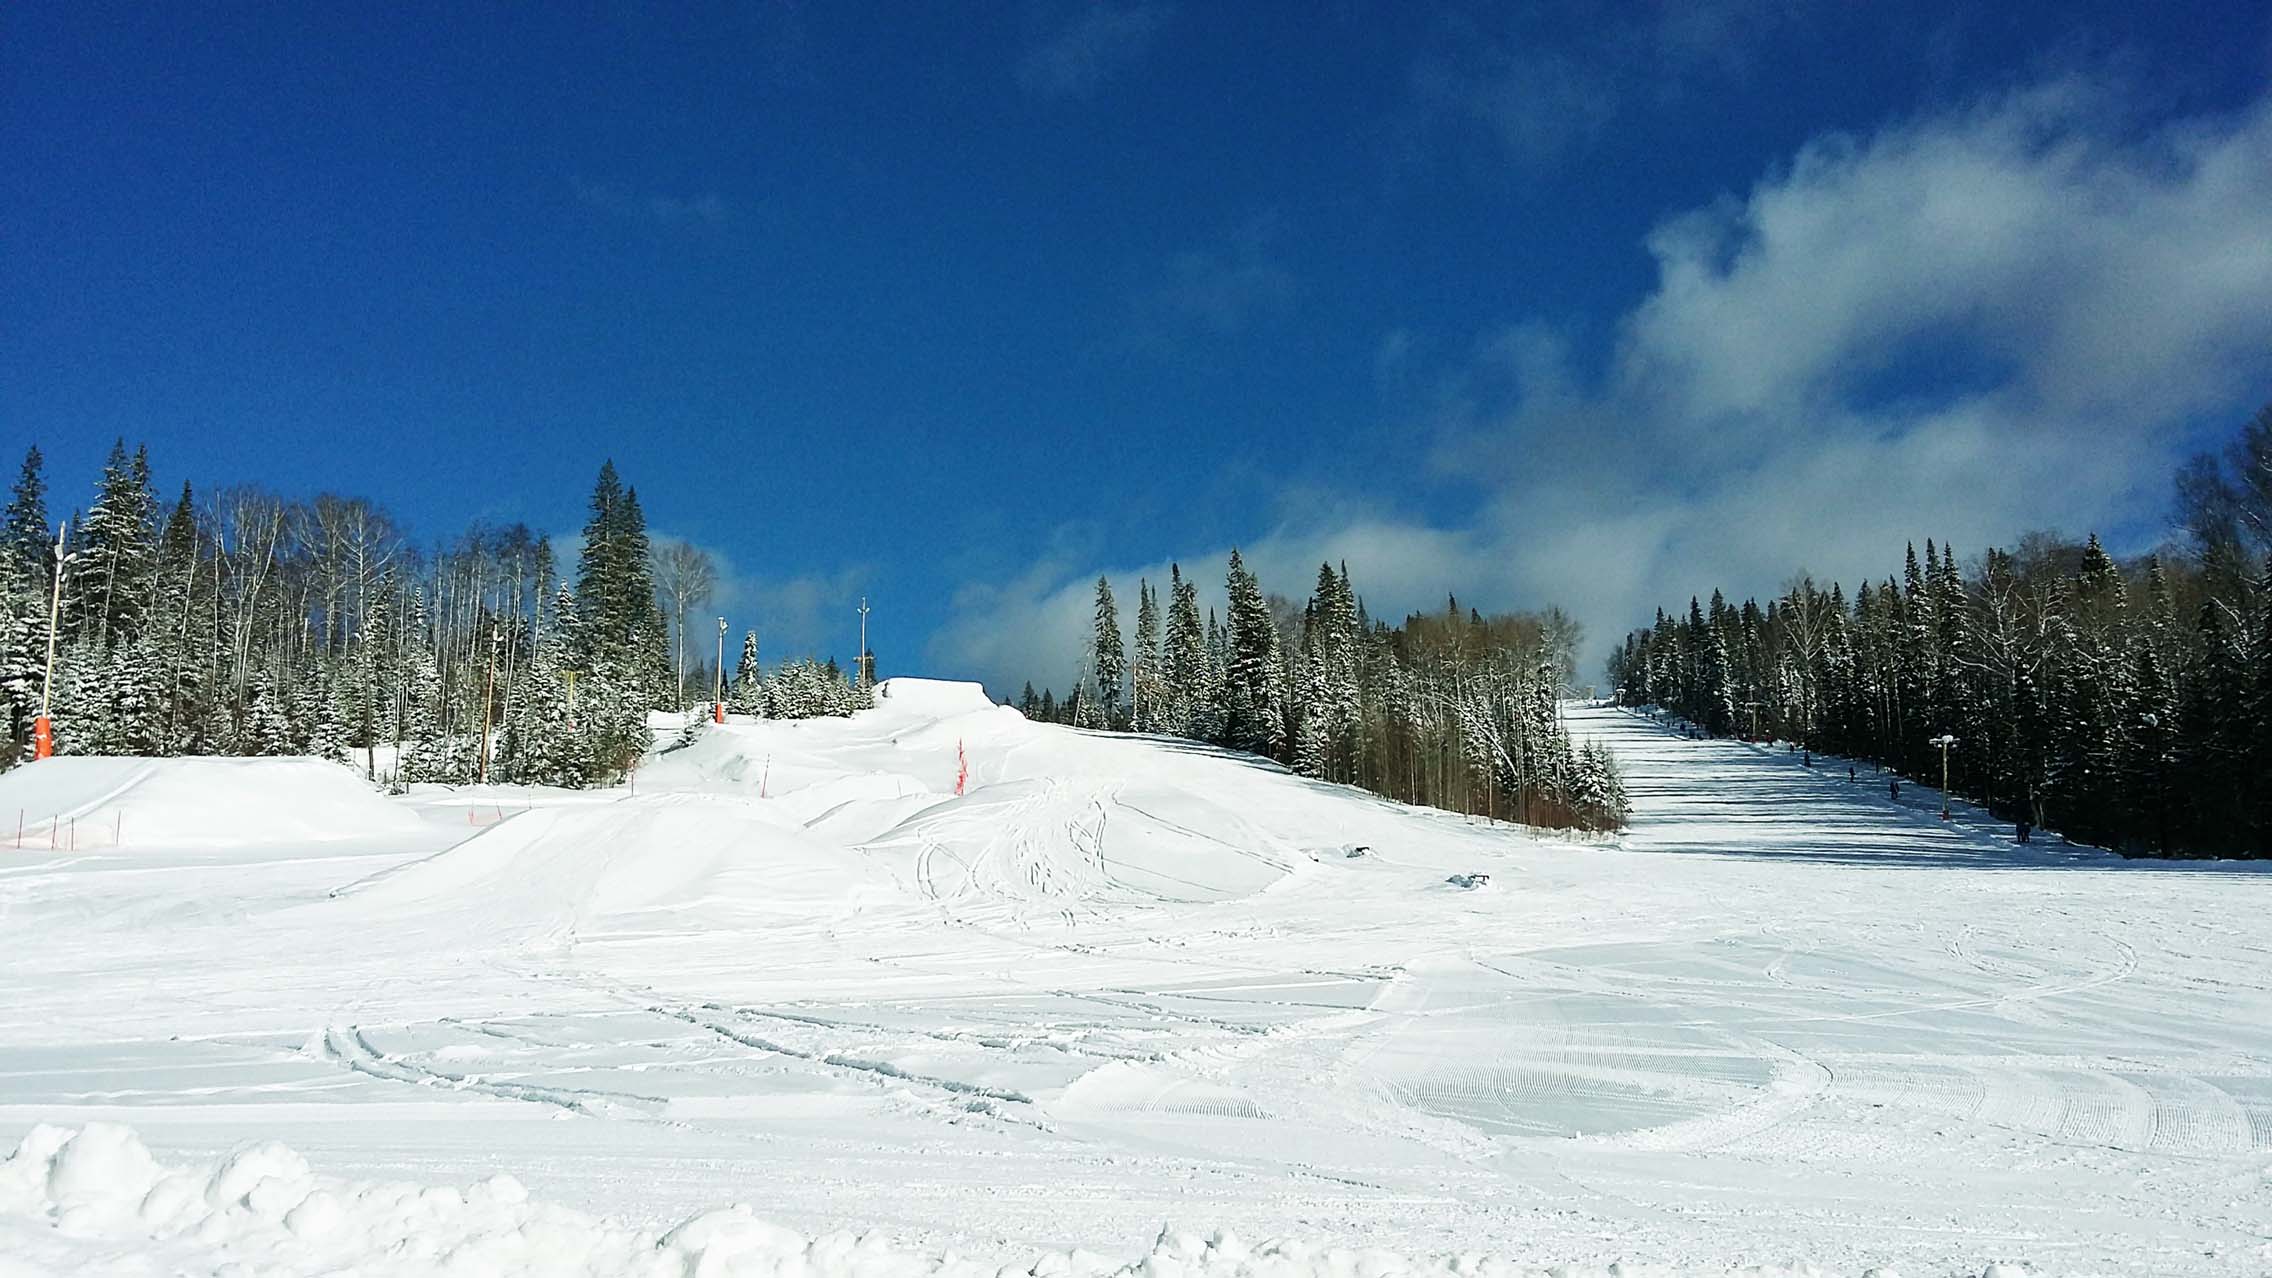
[2,683,2268,1276]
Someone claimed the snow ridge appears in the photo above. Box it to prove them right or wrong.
[0,1122,2034,1278]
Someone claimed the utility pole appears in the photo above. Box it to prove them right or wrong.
[714,616,727,723]
[857,596,872,688]
[477,625,500,784]
[33,520,65,761]
[1929,733,1958,820]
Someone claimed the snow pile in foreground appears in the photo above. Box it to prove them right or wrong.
[0,1123,2033,1278]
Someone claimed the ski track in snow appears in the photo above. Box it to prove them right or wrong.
[3,688,2271,1276]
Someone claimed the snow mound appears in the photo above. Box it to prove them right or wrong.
[334,794,904,931]
[0,756,427,848]
[870,676,998,719]
[0,1123,2003,1278]
[864,778,1300,906]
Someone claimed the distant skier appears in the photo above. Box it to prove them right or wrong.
[1848,765,1856,782]
[1889,778,1900,801]
[1803,750,1811,767]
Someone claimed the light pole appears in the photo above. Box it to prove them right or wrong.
[1929,733,1958,820]
[714,617,727,723]
[33,520,65,760]
[856,597,872,688]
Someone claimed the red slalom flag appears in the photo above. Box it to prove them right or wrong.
[955,739,968,797]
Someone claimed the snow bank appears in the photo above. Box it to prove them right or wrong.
[333,794,904,929]
[0,756,428,848]
[869,677,999,720]
[0,1123,2031,1278]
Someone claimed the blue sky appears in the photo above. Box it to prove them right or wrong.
[5,1,2270,693]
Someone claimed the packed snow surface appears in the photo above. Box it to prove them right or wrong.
[2,681,2268,1277]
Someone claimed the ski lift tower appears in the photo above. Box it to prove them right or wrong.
[1929,733,1959,819]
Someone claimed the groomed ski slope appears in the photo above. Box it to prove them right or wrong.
[1,683,2268,1276]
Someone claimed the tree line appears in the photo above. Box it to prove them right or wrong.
[1024,555,1628,832]
[1607,404,2272,859]
[0,446,871,785]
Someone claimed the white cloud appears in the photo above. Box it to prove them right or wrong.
[1133,214,1298,340]
[934,79,2272,690]
[1406,0,1798,168]
[1017,1,1170,100]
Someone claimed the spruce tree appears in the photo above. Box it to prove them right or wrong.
[1131,581,1162,733]
[3,446,49,590]
[239,671,295,757]
[1092,575,1125,729]
[1163,564,1205,737]
[499,592,591,787]
[730,629,765,715]
[1221,551,1286,757]
[2118,641,2176,855]
[65,439,160,649]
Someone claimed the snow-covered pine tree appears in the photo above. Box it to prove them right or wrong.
[239,670,295,757]
[569,463,672,712]
[1130,580,1162,732]
[1163,564,1205,738]
[1092,575,1125,729]
[730,629,765,715]
[1221,551,1285,757]
[65,440,160,651]
[309,682,353,764]
[2116,639,2176,855]
[1315,563,1362,780]
[1291,615,1329,780]
[1569,739,1629,830]
[2,447,49,593]
[1200,608,1228,744]
[94,635,169,754]
[499,601,591,788]
[2046,535,2129,845]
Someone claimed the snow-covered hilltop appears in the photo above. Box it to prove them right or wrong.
[1,686,2267,1276]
